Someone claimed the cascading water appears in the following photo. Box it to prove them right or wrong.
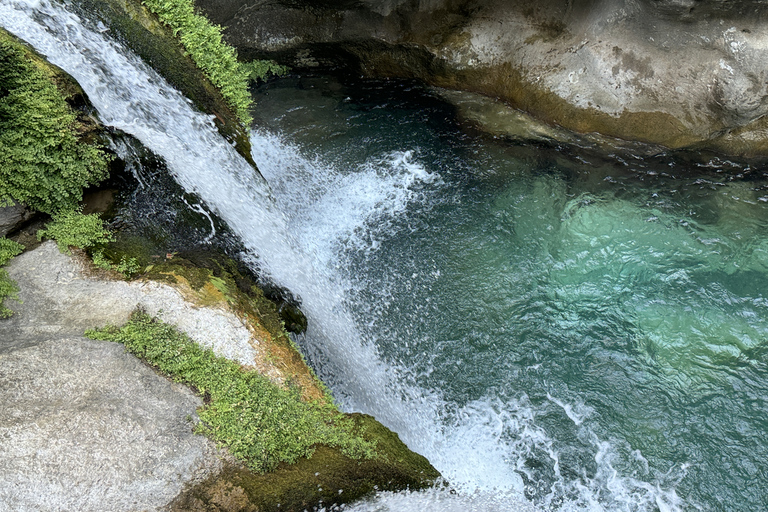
[5,1,768,511]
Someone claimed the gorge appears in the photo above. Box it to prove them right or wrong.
[2,0,768,511]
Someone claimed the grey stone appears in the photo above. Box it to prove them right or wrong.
[0,201,33,237]
[0,336,220,512]
[199,0,768,152]
[0,242,282,511]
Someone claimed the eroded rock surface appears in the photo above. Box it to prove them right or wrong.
[200,0,768,153]
[0,336,220,512]
[0,242,270,511]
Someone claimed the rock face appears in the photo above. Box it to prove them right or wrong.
[0,242,440,511]
[0,242,248,511]
[198,0,768,154]
[0,336,220,512]
[0,202,33,237]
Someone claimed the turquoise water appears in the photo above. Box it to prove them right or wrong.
[251,76,768,510]
[12,0,767,507]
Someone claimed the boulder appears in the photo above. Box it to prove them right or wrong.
[0,202,33,237]
[0,242,440,511]
[196,0,768,154]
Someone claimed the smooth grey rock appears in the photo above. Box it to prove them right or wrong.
[0,336,220,512]
[199,0,768,152]
[0,241,282,511]
[1,241,262,366]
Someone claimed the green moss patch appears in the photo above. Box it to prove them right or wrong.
[0,237,24,318]
[171,414,440,512]
[0,31,109,214]
[86,310,375,473]
[140,0,286,127]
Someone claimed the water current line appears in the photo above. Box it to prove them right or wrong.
[0,2,689,509]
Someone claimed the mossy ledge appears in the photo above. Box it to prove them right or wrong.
[69,0,256,166]
[82,240,441,509]
[170,414,440,512]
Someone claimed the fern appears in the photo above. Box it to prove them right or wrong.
[0,36,108,214]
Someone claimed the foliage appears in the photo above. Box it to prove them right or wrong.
[141,0,276,126]
[0,37,108,214]
[243,59,289,82]
[37,209,114,254]
[92,250,141,278]
[86,311,375,472]
[0,237,24,318]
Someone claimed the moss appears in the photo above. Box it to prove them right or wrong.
[171,414,440,512]
[139,0,253,126]
[87,310,376,472]
[70,0,255,165]
[0,237,24,318]
[0,29,109,214]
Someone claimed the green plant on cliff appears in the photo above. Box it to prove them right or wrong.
[0,238,24,318]
[243,59,289,83]
[141,0,286,126]
[86,310,376,473]
[0,36,108,214]
[37,209,114,254]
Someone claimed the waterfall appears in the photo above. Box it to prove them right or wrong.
[1,1,691,510]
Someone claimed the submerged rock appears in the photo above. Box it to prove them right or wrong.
[198,0,768,155]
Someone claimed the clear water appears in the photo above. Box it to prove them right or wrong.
[3,1,768,509]
[250,77,768,511]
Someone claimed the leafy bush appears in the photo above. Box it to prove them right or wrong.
[87,311,375,472]
[142,0,263,126]
[37,209,114,254]
[243,59,289,82]
[0,37,108,214]
[0,237,24,318]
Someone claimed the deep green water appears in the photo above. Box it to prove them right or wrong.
[251,76,768,511]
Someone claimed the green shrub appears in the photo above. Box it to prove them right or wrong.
[243,59,289,82]
[0,37,108,214]
[38,209,114,254]
[142,0,270,126]
[0,237,24,318]
[92,250,141,278]
[87,311,375,472]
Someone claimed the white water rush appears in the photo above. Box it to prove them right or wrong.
[10,1,768,511]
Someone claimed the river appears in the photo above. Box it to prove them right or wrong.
[3,1,768,510]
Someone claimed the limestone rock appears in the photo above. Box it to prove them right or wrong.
[0,336,221,512]
[197,0,768,154]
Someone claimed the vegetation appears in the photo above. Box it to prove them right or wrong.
[86,310,376,473]
[0,35,108,214]
[141,0,288,127]
[243,59,289,83]
[37,209,114,254]
[0,238,24,318]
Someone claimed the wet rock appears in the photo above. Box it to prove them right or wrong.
[196,0,768,154]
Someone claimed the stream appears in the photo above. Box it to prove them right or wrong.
[3,1,768,510]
